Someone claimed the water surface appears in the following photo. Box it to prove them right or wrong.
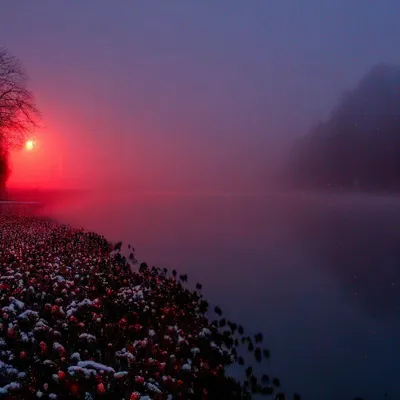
[42,191,400,399]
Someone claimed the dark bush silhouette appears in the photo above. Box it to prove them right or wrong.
[0,146,9,191]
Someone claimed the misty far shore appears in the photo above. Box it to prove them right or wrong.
[284,63,400,193]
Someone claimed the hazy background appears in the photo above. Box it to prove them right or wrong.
[2,0,400,191]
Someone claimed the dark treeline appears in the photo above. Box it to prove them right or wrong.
[286,64,400,192]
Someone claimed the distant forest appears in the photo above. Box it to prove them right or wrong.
[286,64,400,192]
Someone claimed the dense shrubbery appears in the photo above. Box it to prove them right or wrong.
[0,214,292,399]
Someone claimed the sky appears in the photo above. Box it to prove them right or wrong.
[1,0,400,191]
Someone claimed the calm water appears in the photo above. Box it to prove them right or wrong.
[41,191,400,399]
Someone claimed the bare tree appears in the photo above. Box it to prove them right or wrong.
[0,48,40,150]
[0,48,40,194]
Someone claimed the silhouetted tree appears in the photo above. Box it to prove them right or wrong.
[0,48,40,191]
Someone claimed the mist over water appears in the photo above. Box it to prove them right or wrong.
[37,190,400,399]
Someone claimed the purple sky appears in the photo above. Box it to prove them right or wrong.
[2,1,400,191]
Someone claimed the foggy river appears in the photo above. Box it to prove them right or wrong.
[42,191,400,399]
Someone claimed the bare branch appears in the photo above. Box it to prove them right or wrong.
[0,48,40,150]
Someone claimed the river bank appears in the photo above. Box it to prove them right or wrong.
[0,214,279,399]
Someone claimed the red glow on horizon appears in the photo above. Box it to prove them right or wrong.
[8,133,64,190]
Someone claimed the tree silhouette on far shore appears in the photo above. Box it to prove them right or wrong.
[286,64,400,193]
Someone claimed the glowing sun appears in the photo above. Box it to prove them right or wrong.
[25,139,34,151]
